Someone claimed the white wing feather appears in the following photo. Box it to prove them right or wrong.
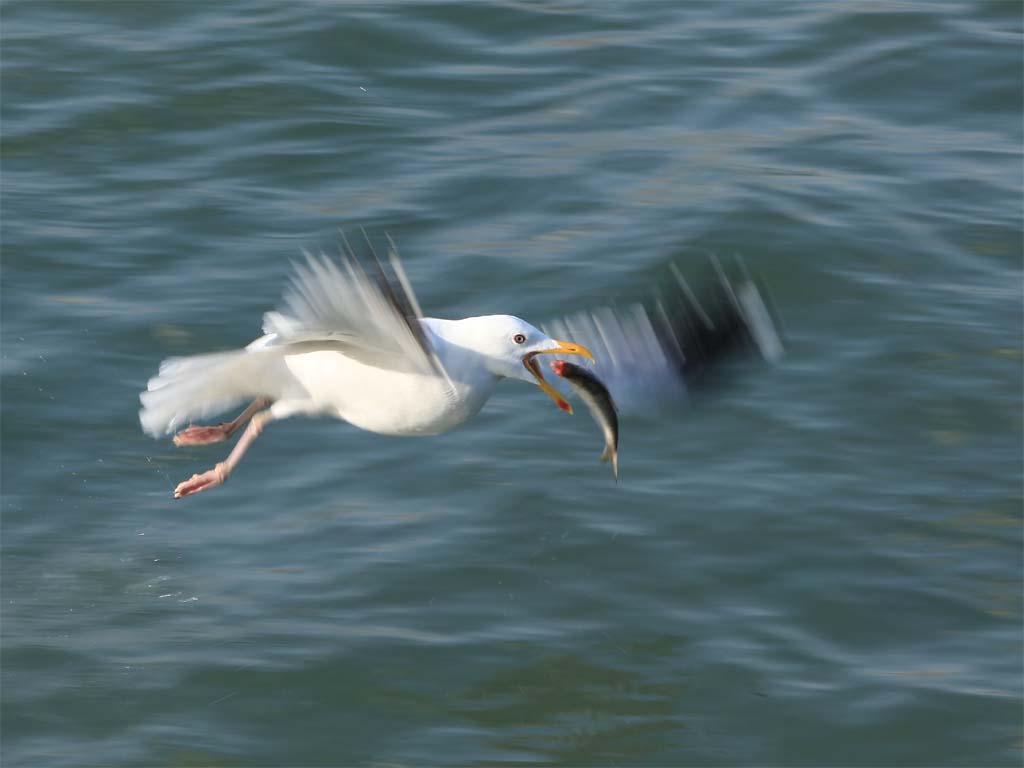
[261,249,442,375]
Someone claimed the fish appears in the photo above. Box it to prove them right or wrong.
[550,360,619,481]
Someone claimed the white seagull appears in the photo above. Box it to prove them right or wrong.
[140,237,781,498]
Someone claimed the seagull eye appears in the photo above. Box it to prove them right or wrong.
[513,333,527,345]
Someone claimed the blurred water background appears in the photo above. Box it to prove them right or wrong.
[2,1,1021,765]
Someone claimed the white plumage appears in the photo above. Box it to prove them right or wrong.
[140,239,782,498]
[141,244,593,498]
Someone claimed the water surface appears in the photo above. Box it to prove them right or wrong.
[2,2,1021,765]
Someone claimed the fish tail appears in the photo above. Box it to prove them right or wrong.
[600,445,619,482]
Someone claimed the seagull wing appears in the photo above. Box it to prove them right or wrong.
[543,257,783,415]
[257,240,447,378]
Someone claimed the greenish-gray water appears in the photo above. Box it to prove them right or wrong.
[2,2,1021,765]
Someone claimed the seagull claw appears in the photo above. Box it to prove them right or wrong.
[173,424,230,446]
[173,464,226,498]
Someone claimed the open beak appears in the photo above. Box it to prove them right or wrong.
[522,340,595,414]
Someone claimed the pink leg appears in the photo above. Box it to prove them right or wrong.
[173,398,271,446]
[174,410,271,499]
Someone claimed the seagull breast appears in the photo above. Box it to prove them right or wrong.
[281,335,496,437]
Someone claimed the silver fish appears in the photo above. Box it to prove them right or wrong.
[551,360,619,481]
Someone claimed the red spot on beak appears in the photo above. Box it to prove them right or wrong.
[557,398,571,412]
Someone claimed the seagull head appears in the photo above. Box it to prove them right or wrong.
[447,315,594,413]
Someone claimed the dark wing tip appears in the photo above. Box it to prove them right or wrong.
[654,257,783,390]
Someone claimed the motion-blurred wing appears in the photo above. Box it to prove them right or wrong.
[543,258,783,415]
[257,236,447,377]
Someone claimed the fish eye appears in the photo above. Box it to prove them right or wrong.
[513,333,527,345]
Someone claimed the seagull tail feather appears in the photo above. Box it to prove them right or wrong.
[139,348,287,438]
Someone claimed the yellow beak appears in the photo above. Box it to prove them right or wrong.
[522,340,595,414]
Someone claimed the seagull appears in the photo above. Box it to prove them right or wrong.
[140,236,782,498]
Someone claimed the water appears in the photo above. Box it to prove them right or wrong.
[2,2,1021,765]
